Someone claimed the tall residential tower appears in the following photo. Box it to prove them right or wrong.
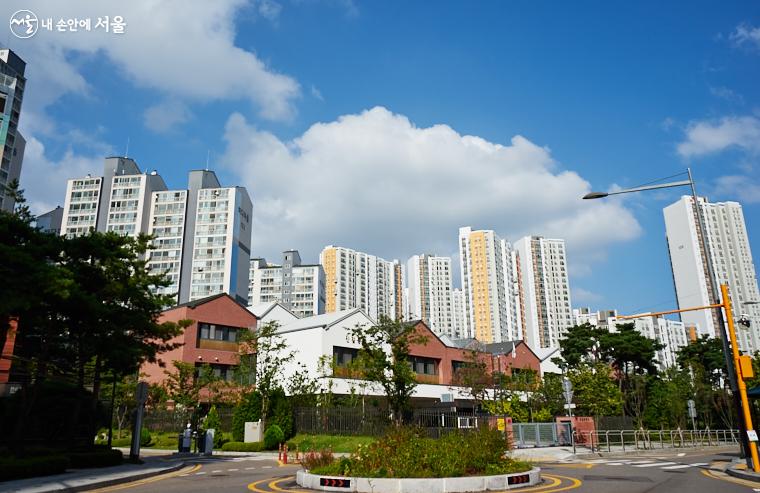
[664,196,760,352]
[515,236,573,349]
[407,254,455,337]
[248,250,326,318]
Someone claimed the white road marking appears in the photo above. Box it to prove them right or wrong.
[677,453,685,457]
[228,468,239,472]
[633,462,677,468]
[195,471,206,475]
[629,461,654,464]
[662,464,692,470]
[212,470,222,473]
[246,467,256,470]
[263,466,272,469]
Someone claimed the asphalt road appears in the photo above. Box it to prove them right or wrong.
[90,450,760,493]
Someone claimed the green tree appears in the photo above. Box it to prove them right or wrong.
[555,323,606,370]
[349,317,428,425]
[236,321,295,431]
[600,323,664,380]
[163,361,217,408]
[677,335,727,386]
[569,364,623,417]
[451,350,491,408]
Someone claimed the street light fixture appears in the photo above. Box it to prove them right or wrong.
[583,168,752,467]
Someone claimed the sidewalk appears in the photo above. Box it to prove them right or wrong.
[510,446,580,462]
[0,455,186,493]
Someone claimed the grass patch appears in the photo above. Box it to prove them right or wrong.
[96,431,232,449]
[286,434,375,453]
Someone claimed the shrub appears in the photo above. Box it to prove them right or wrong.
[221,441,266,452]
[68,448,123,468]
[140,427,152,447]
[263,425,284,450]
[307,426,531,478]
[300,449,334,471]
[0,455,70,481]
[232,390,294,442]
[202,406,226,448]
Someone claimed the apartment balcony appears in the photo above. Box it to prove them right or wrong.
[415,373,440,385]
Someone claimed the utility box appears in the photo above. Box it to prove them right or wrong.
[204,429,215,456]
[244,420,263,443]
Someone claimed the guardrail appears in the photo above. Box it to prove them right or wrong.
[574,429,740,452]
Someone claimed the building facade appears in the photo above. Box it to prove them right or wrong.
[407,254,455,337]
[0,49,26,212]
[320,245,399,321]
[515,236,573,350]
[458,227,522,344]
[35,206,63,235]
[664,196,760,352]
[451,288,466,340]
[59,159,252,305]
[248,250,326,318]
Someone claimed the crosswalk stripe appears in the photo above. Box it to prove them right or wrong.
[662,464,692,469]
[629,461,654,464]
[633,462,677,468]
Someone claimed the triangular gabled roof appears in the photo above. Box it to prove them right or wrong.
[247,301,298,319]
[277,308,375,334]
[165,293,255,321]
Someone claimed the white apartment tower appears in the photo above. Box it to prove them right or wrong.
[61,157,167,238]
[451,288,466,339]
[515,236,573,350]
[664,196,760,352]
[60,160,252,305]
[320,246,399,321]
[458,227,523,343]
[248,250,326,318]
[407,254,455,337]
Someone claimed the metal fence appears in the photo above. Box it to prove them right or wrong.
[575,428,740,452]
[294,407,505,437]
[512,422,572,448]
[141,407,235,433]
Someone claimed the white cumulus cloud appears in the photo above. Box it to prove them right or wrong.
[714,175,760,204]
[677,116,760,157]
[143,99,192,134]
[731,23,760,51]
[220,106,641,274]
[1,0,300,123]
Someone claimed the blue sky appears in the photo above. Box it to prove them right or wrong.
[2,0,759,316]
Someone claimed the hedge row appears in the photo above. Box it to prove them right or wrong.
[220,441,266,452]
[0,448,123,481]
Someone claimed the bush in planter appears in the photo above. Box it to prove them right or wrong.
[263,425,284,450]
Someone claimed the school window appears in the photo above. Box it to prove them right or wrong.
[197,322,241,343]
[333,346,359,367]
[409,356,438,375]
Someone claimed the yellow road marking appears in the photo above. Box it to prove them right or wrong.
[88,464,202,492]
[701,468,760,488]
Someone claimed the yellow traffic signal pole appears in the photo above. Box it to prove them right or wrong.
[721,283,760,473]
[617,283,760,472]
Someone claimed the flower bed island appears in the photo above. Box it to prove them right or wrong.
[296,427,540,493]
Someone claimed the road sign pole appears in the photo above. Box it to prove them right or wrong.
[130,382,149,461]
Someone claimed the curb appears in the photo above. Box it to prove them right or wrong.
[10,462,187,493]
[726,467,760,483]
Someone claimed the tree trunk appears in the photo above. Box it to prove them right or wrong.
[92,355,102,400]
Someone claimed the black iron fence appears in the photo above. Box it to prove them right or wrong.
[141,407,235,433]
[294,407,506,438]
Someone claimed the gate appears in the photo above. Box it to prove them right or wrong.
[512,422,571,447]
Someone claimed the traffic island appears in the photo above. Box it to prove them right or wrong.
[296,468,542,492]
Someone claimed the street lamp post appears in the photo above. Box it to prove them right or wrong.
[583,168,750,465]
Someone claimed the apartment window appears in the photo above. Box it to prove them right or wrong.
[198,322,240,343]
[333,346,359,367]
[409,356,437,375]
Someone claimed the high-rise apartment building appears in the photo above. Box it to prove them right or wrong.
[59,159,252,305]
[0,49,26,212]
[35,206,63,235]
[248,250,326,318]
[458,227,523,343]
[407,254,455,337]
[664,196,760,352]
[61,157,167,238]
[320,245,399,321]
[392,260,407,321]
[515,236,573,350]
[451,288,466,339]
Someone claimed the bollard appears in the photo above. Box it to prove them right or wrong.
[283,443,288,464]
[278,443,283,461]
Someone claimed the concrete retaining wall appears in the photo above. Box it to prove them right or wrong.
[296,467,541,493]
